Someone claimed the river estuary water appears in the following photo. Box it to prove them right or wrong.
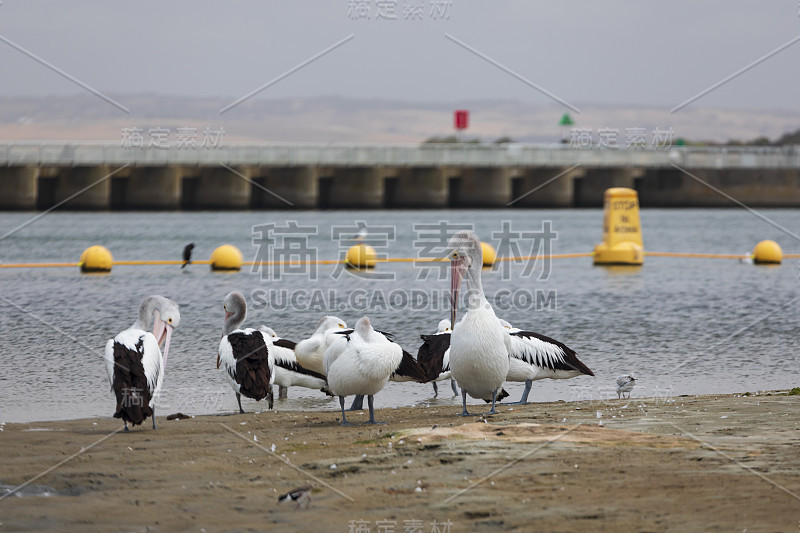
[1,208,799,423]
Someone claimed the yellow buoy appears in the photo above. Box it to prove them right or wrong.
[210,244,243,271]
[480,241,496,267]
[593,187,644,266]
[345,243,377,269]
[752,240,782,264]
[79,245,113,273]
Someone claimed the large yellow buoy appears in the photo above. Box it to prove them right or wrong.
[210,244,243,271]
[593,187,644,266]
[346,243,377,269]
[79,245,113,273]
[480,241,496,267]
[752,240,782,264]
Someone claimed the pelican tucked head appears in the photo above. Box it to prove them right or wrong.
[258,325,278,339]
[448,230,484,325]
[154,297,179,369]
[223,291,247,332]
[436,318,452,334]
[314,315,348,334]
[354,316,374,341]
[220,291,247,368]
[134,295,180,370]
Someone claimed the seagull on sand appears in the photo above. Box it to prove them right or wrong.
[616,374,636,399]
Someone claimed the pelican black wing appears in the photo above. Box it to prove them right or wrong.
[511,331,594,376]
[273,338,297,351]
[417,333,451,382]
[392,349,429,383]
[227,332,272,401]
[111,337,154,426]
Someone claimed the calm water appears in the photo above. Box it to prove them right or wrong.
[1,209,799,423]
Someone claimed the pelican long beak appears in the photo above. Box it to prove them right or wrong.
[151,314,174,369]
[152,315,167,346]
[161,325,174,369]
[216,352,221,369]
[450,257,464,326]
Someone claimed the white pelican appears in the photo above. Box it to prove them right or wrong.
[217,291,275,413]
[346,327,428,411]
[323,316,402,425]
[448,230,510,416]
[616,374,636,399]
[105,295,180,431]
[500,319,594,405]
[257,326,330,399]
[294,316,349,376]
[417,319,458,396]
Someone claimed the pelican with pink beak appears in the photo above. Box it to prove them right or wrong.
[448,231,510,416]
[105,295,180,431]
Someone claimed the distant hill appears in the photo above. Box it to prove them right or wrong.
[0,95,798,145]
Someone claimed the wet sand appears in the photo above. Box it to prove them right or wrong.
[1,392,799,532]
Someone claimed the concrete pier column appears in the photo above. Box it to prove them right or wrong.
[55,166,111,209]
[253,166,318,208]
[575,167,644,207]
[390,167,448,207]
[0,166,38,209]
[451,167,510,207]
[638,168,800,207]
[511,166,585,207]
[194,166,251,209]
[326,167,384,208]
[124,166,182,209]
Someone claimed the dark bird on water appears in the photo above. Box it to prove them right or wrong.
[181,243,195,269]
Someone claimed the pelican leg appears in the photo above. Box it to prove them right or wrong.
[432,381,439,397]
[339,396,354,426]
[507,380,532,405]
[123,420,129,432]
[367,395,385,425]
[484,388,499,416]
[278,386,288,399]
[450,379,459,396]
[152,407,157,430]
[268,388,274,410]
[348,394,365,411]
[459,387,472,417]
[236,393,245,414]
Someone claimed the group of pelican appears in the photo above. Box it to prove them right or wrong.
[106,231,605,430]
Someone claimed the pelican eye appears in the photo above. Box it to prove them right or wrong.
[168,317,173,324]
[338,323,345,328]
[451,251,459,259]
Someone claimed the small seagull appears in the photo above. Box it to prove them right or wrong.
[277,485,312,509]
[350,227,368,242]
[181,243,195,269]
[616,374,636,399]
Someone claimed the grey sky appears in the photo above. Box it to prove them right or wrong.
[0,1,798,115]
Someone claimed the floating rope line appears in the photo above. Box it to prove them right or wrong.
[1,250,795,269]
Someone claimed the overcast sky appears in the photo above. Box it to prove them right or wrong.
[0,1,798,116]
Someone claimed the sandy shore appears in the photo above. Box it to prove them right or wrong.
[1,392,799,532]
